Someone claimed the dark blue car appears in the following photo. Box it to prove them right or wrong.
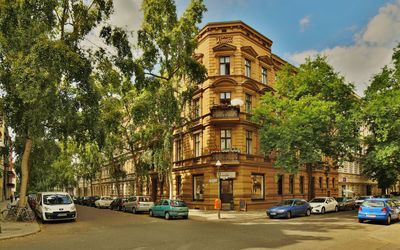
[358,198,400,225]
[267,199,312,219]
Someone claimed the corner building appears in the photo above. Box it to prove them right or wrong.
[173,21,339,210]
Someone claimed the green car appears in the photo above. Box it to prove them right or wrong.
[149,199,189,220]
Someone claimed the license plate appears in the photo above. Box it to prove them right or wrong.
[366,214,376,218]
[270,213,276,215]
[58,213,68,217]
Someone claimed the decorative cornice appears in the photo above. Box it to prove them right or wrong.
[241,46,258,58]
[212,43,237,52]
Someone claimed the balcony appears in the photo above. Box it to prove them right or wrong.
[210,149,240,165]
[210,105,240,123]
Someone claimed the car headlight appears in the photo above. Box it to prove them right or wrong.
[70,205,76,211]
[44,206,51,211]
[315,205,321,208]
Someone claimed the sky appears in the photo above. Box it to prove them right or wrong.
[90,0,400,96]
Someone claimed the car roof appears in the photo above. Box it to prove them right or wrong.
[366,198,389,201]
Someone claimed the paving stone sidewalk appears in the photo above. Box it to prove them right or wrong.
[0,201,40,240]
[189,208,267,222]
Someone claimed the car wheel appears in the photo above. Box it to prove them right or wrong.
[306,209,311,216]
[386,215,391,225]
[269,216,274,219]
[132,207,136,214]
[321,207,325,214]
[335,206,338,212]
[165,212,170,220]
[149,210,153,217]
[359,218,364,223]
[286,211,291,219]
[183,215,188,219]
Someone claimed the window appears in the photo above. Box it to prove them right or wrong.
[194,133,201,157]
[332,178,335,188]
[319,177,322,189]
[251,174,264,199]
[245,94,252,113]
[175,139,183,161]
[277,174,283,195]
[246,131,252,155]
[176,175,182,196]
[299,176,304,194]
[193,98,201,118]
[245,59,251,77]
[193,175,204,200]
[219,56,230,75]
[261,67,267,84]
[289,175,294,194]
[220,92,231,105]
[220,129,232,150]
[326,178,329,189]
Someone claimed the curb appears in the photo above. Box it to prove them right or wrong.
[0,222,41,241]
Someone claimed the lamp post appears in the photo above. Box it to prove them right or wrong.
[216,160,222,219]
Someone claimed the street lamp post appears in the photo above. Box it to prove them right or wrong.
[216,160,222,219]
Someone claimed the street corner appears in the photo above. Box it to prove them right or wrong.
[0,221,41,241]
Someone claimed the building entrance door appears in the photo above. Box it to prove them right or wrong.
[220,179,233,210]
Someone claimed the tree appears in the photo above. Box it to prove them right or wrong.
[253,56,360,200]
[0,0,113,208]
[137,0,207,199]
[361,44,400,193]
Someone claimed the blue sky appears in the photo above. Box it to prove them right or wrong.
[94,0,400,95]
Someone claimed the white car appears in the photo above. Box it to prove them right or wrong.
[94,196,114,208]
[35,192,77,222]
[309,197,338,214]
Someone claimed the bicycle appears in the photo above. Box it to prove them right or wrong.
[17,207,36,222]
[1,204,18,221]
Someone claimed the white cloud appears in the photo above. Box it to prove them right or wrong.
[288,0,400,96]
[299,16,310,32]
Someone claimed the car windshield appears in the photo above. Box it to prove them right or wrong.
[171,200,187,207]
[309,198,326,203]
[43,194,72,205]
[139,197,152,202]
[362,200,385,207]
[277,200,294,206]
[335,197,345,202]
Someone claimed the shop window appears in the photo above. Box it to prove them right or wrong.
[261,67,267,84]
[277,174,283,195]
[246,130,252,155]
[251,174,264,200]
[219,56,230,75]
[245,94,252,113]
[289,175,294,194]
[193,175,204,200]
[299,176,304,194]
[220,92,231,105]
[245,59,251,77]
[220,129,232,150]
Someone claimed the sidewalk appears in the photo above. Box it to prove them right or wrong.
[0,201,41,240]
[189,208,266,222]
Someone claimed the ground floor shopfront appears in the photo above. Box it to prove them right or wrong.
[173,160,339,210]
[338,173,380,197]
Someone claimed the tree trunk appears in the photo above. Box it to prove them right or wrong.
[90,179,93,196]
[306,163,314,201]
[168,138,174,199]
[18,137,33,209]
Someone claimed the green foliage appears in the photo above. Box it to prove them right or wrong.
[361,44,400,190]
[253,56,360,173]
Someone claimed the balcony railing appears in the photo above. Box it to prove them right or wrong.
[211,149,240,163]
[210,105,240,119]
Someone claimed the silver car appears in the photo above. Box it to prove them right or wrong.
[123,196,154,214]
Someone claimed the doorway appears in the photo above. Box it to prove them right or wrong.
[220,179,233,210]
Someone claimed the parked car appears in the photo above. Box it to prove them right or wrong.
[266,199,311,219]
[94,196,114,208]
[355,196,374,207]
[110,197,127,211]
[309,197,338,214]
[123,196,154,213]
[358,198,400,225]
[81,196,90,206]
[149,199,188,220]
[87,196,100,207]
[335,197,356,211]
[75,197,83,205]
[35,192,77,222]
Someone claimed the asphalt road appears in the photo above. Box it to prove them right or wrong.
[2,205,400,250]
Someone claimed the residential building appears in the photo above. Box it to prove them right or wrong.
[172,21,339,210]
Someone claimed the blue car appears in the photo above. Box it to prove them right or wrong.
[358,198,400,225]
[267,199,312,219]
